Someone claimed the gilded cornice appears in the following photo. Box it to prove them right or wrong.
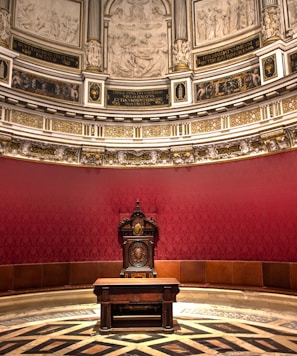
[0,92,296,167]
[1,0,297,167]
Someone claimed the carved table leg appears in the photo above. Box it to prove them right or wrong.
[100,287,112,334]
[162,286,174,333]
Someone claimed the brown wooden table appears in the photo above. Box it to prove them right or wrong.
[93,278,180,334]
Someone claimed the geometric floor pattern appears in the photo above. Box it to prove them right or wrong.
[0,302,297,355]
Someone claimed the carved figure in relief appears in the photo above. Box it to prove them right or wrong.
[172,39,190,70]
[108,0,168,78]
[262,7,280,42]
[15,0,80,46]
[127,0,149,22]
[240,141,250,154]
[222,2,231,35]
[287,0,297,27]
[0,9,10,45]
[109,34,135,77]
[195,0,257,44]
[85,40,102,69]
[206,8,215,40]
[247,0,256,26]
[196,9,207,41]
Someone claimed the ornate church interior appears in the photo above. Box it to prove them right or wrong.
[0,0,297,354]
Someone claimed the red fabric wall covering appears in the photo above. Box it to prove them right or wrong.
[0,151,297,264]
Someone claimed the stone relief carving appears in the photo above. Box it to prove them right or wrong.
[284,0,297,38]
[107,0,168,78]
[194,0,257,45]
[261,129,291,152]
[117,149,159,166]
[10,139,79,163]
[262,6,281,43]
[287,0,297,28]
[1,124,296,167]
[172,39,191,71]
[0,9,10,46]
[80,148,104,166]
[85,40,102,70]
[14,0,80,47]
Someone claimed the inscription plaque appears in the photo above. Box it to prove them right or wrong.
[195,37,260,68]
[107,89,169,107]
[13,38,80,69]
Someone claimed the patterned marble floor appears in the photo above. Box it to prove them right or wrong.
[0,301,297,355]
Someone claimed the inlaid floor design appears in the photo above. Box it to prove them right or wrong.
[0,302,297,355]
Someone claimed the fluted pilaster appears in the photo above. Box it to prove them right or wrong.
[261,0,281,45]
[85,0,102,72]
[173,0,190,72]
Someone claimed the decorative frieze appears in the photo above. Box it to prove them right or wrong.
[195,67,261,102]
[11,110,43,129]
[81,147,104,166]
[0,123,296,167]
[142,125,171,138]
[229,108,260,127]
[261,129,291,151]
[52,119,82,135]
[191,118,221,134]
[282,95,297,113]
[11,69,82,104]
[2,93,296,143]
[104,125,134,139]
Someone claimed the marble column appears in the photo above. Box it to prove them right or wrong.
[0,0,10,47]
[173,0,190,71]
[85,0,102,71]
[261,0,281,45]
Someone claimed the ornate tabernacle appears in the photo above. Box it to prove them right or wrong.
[119,200,158,278]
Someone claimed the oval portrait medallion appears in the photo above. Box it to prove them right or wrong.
[128,241,148,267]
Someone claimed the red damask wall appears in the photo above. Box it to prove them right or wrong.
[1,151,297,265]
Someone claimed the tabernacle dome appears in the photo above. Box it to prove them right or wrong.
[0,0,296,167]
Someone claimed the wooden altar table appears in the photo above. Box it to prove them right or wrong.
[93,278,180,334]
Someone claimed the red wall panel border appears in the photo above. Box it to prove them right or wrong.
[1,261,297,293]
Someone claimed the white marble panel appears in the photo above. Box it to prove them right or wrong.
[14,0,81,47]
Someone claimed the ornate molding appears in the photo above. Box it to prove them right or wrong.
[0,123,296,167]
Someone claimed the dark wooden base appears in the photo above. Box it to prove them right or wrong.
[93,278,179,334]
